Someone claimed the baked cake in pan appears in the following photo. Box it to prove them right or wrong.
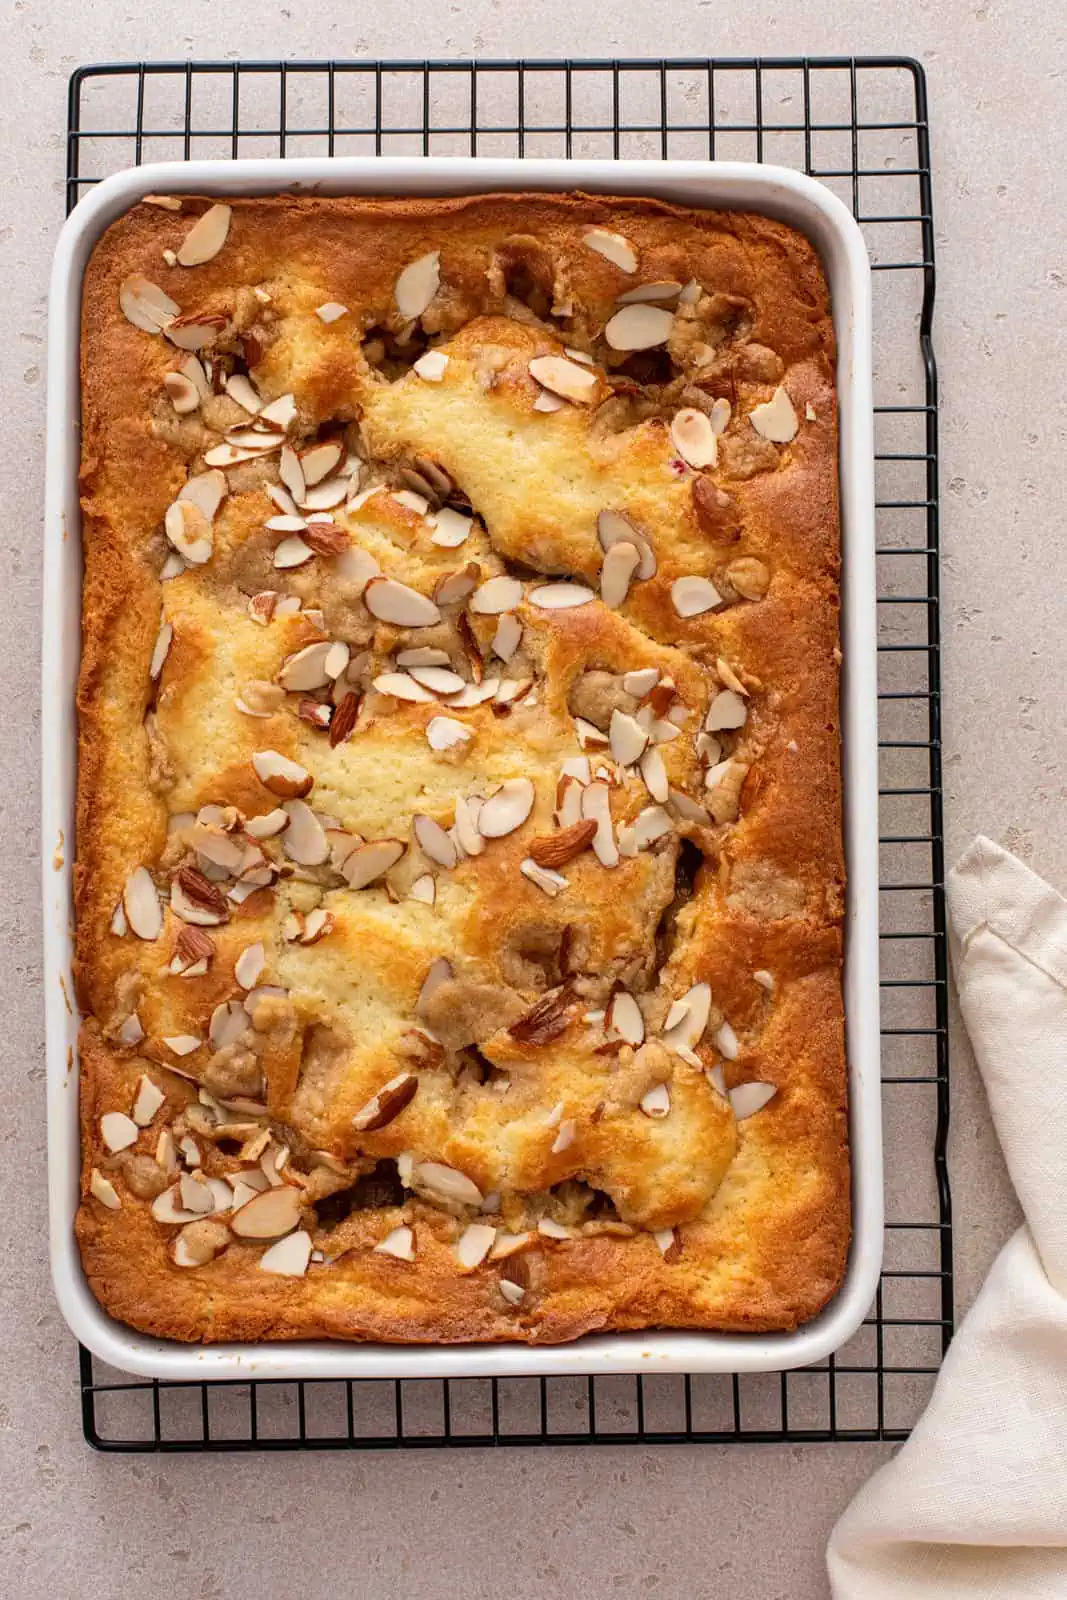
[74,191,848,1344]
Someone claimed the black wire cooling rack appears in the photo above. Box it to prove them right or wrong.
[67,56,948,1451]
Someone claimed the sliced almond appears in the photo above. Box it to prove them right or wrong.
[248,591,278,627]
[164,498,213,565]
[414,813,458,869]
[432,566,480,609]
[528,582,595,611]
[179,468,226,523]
[597,509,657,580]
[234,943,266,990]
[554,773,585,828]
[278,641,334,692]
[301,478,350,513]
[639,1082,671,1118]
[633,805,672,848]
[163,370,200,414]
[395,251,440,319]
[257,1231,312,1276]
[413,349,449,381]
[300,907,334,945]
[604,304,674,351]
[89,1168,121,1209]
[416,956,453,1015]
[616,280,682,305]
[245,808,288,839]
[753,969,775,993]
[151,1186,199,1225]
[528,355,598,406]
[132,1075,165,1127]
[599,541,640,610]
[533,391,566,413]
[581,780,617,868]
[411,1160,483,1209]
[638,746,669,804]
[375,1225,415,1261]
[176,203,231,266]
[715,1020,740,1061]
[452,795,484,857]
[299,440,345,487]
[491,614,522,661]
[520,859,568,896]
[537,1218,572,1240]
[583,228,638,273]
[119,274,179,332]
[670,408,718,469]
[230,1184,302,1240]
[279,443,306,503]
[609,989,645,1047]
[163,1033,202,1056]
[373,671,435,704]
[623,668,659,698]
[209,1000,247,1051]
[729,1081,778,1120]
[164,313,230,352]
[470,575,524,614]
[749,386,798,444]
[343,838,406,888]
[123,866,162,940]
[430,506,473,547]
[409,874,437,905]
[252,749,313,798]
[662,982,712,1052]
[426,715,472,752]
[100,1112,139,1153]
[667,788,712,826]
[705,689,748,731]
[398,646,450,668]
[671,575,722,618]
[353,1071,418,1133]
[315,301,348,323]
[711,397,732,433]
[478,778,535,839]
[456,1222,496,1270]
[609,709,648,768]
[273,535,314,569]
[363,576,441,628]
[257,393,297,431]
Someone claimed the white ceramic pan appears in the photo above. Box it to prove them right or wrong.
[43,156,880,1381]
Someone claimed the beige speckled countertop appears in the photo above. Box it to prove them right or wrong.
[3,2,1065,1595]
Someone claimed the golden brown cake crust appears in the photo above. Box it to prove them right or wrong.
[75,190,848,1344]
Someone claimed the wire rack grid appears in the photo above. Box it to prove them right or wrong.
[66,55,948,1452]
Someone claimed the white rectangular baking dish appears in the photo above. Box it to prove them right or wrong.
[44,156,880,1382]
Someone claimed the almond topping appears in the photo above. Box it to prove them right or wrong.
[164,498,213,565]
[430,506,473,547]
[258,1231,312,1276]
[508,986,574,1046]
[375,1225,415,1261]
[580,781,618,868]
[432,565,480,609]
[470,575,524,615]
[329,691,361,746]
[671,575,723,618]
[272,535,314,569]
[520,859,568,896]
[609,709,648,767]
[278,641,334,692]
[492,614,523,661]
[163,371,200,413]
[616,280,683,305]
[252,749,313,798]
[230,1184,302,1240]
[416,956,453,1015]
[527,818,597,868]
[640,1082,671,1119]
[662,982,712,1053]
[604,304,674,351]
[395,251,441,319]
[670,407,718,469]
[528,355,598,406]
[478,778,535,838]
[705,689,748,731]
[410,1160,483,1209]
[234,943,266,990]
[303,520,350,556]
[132,1075,165,1126]
[582,228,638,273]
[176,203,231,266]
[343,838,406,888]
[245,809,288,839]
[353,1071,419,1132]
[729,1081,778,1120]
[638,746,669,804]
[426,715,472,752]
[528,582,595,611]
[363,576,441,628]
[749,386,798,443]
[122,867,162,940]
[456,1222,496,1270]
[119,274,179,332]
[315,301,348,323]
[414,813,458,869]
[600,541,640,610]
[100,1112,139,1153]
[248,591,278,626]
[90,1169,121,1209]
[597,509,657,580]
[413,349,449,381]
[609,988,646,1047]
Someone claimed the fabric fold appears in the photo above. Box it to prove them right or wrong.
[828,837,1067,1599]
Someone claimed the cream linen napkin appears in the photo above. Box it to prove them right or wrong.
[827,836,1067,1599]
